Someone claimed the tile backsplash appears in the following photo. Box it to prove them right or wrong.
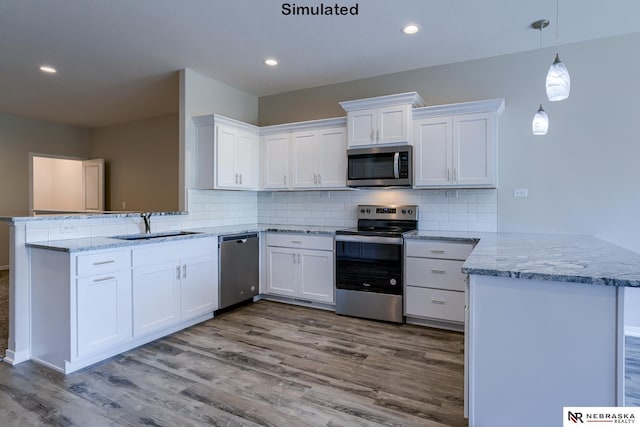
[258,188,497,232]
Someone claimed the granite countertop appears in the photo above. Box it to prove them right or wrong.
[0,211,186,223]
[461,233,640,287]
[25,223,341,253]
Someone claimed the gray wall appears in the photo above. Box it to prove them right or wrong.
[90,114,179,212]
[0,113,91,267]
[258,33,640,254]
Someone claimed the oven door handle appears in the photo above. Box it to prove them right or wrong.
[335,235,403,245]
[393,152,400,179]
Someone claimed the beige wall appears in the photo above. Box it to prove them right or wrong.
[90,114,179,212]
[258,33,640,255]
[0,113,91,267]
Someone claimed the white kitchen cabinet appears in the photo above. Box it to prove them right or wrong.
[339,92,424,147]
[262,133,290,189]
[193,114,259,190]
[291,127,346,189]
[404,239,475,330]
[265,233,334,304]
[413,99,504,189]
[132,237,218,336]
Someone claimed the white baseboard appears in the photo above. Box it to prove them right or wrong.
[625,326,640,337]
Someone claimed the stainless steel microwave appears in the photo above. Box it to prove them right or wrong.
[347,145,412,188]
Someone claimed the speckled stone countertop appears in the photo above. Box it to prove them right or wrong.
[25,223,341,253]
[0,211,186,223]
[461,233,640,287]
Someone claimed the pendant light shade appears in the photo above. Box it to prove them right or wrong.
[546,53,570,101]
[532,105,549,135]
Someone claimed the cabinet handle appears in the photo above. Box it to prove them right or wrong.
[376,129,380,141]
[239,174,243,185]
[92,260,115,266]
[183,264,187,279]
[317,174,322,184]
[430,249,446,254]
[291,240,302,244]
[431,299,446,305]
[453,168,457,181]
[447,169,451,182]
[176,266,181,279]
[235,173,238,184]
[370,129,374,141]
[292,253,297,264]
[93,276,115,283]
[297,253,301,264]
[431,269,446,274]
[313,174,318,184]
[284,175,287,186]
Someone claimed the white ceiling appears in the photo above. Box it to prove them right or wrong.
[1,0,639,128]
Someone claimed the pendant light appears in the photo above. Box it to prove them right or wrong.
[546,0,570,101]
[532,104,549,135]
[531,19,550,135]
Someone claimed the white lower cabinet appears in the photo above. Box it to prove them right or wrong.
[404,239,474,329]
[265,233,334,304]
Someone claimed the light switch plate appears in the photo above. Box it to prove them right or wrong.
[513,188,528,198]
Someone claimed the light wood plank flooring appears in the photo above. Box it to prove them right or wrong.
[0,300,467,426]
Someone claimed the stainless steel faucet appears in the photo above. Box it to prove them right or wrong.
[141,212,152,234]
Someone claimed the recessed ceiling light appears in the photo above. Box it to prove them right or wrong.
[39,65,57,74]
[265,58,278,66]
[402,24,420,35]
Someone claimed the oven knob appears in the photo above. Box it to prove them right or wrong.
[390,278,397,286]
[360,208,365,213]
[401,209,406,215]
[366,208,371,214]
[408,209,414,215]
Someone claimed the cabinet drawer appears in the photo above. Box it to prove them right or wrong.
[266,233,333,251]
[406,257,466,291]
[405,287,464,323]
[132,237,216,268]
[76,250,129,277]
[405,239,474,260]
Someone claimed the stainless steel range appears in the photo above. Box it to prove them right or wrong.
[335,205,418,323]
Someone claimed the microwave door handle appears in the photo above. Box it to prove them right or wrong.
[393,152,400,179]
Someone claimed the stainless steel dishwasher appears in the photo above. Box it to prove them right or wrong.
[218,233,259,310]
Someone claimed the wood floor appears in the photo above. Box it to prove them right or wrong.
[0,300,467,426]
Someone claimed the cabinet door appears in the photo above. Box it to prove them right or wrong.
[316,127,346,189]
[132,263,181,337]
[291,131,318,189]
[299,249,334,303]
[263,133,290,189]
[265,246,298,297]
[347,109,375,147]
[235,130,258,189]
[453,112,496,187]
[413,116,454,188]
[216,125,238,188]
[181,255,218,320]
[377,105,410,145]
[77,270,132,357]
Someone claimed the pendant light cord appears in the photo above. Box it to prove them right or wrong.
[555,0,559,53]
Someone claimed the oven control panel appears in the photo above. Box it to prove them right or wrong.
[357,205,418,221]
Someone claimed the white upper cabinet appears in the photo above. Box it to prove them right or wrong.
[193,115,259,190]
[340,92,424,147]
[261,117,347,191]
[413,99,504,189]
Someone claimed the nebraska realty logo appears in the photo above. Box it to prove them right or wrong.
[564,407,639,425]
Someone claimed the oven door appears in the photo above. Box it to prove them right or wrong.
[335,235,403,295]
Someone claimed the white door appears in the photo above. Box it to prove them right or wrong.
[377,105,409,145]
[235,130,258,189]
[453,112,496,187]
[266,246,299,297]
[347,109,375,147]
[263,134,290,189]
[291,131,318,188]
[316,127,346,188]
[414,117,454,187]
[76,270,132,357]
[82,159,104,211]
[299,249,334,303]
[132,263,181,336]
[216,125,238,188]
[180,255,218,320]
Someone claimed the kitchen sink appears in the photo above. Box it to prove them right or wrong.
[111,231,202,240]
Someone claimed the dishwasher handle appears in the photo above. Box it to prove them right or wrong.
[219,233,258,243]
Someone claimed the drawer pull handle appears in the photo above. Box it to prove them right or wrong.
[431,269,446,274]
[291,240,302,244]
[92,260,115,265]
[430,250,446,254]
[431,299,446,305]
[93,276,115,283]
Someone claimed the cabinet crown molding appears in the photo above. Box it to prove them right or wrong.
[260,117,347,136]
[412,98,505,119]
[339,92,425,112]
[192,114,259,133]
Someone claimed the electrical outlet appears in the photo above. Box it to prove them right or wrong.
[61,225,77,233]
[513,188,529,198]
[122,201,126,210]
